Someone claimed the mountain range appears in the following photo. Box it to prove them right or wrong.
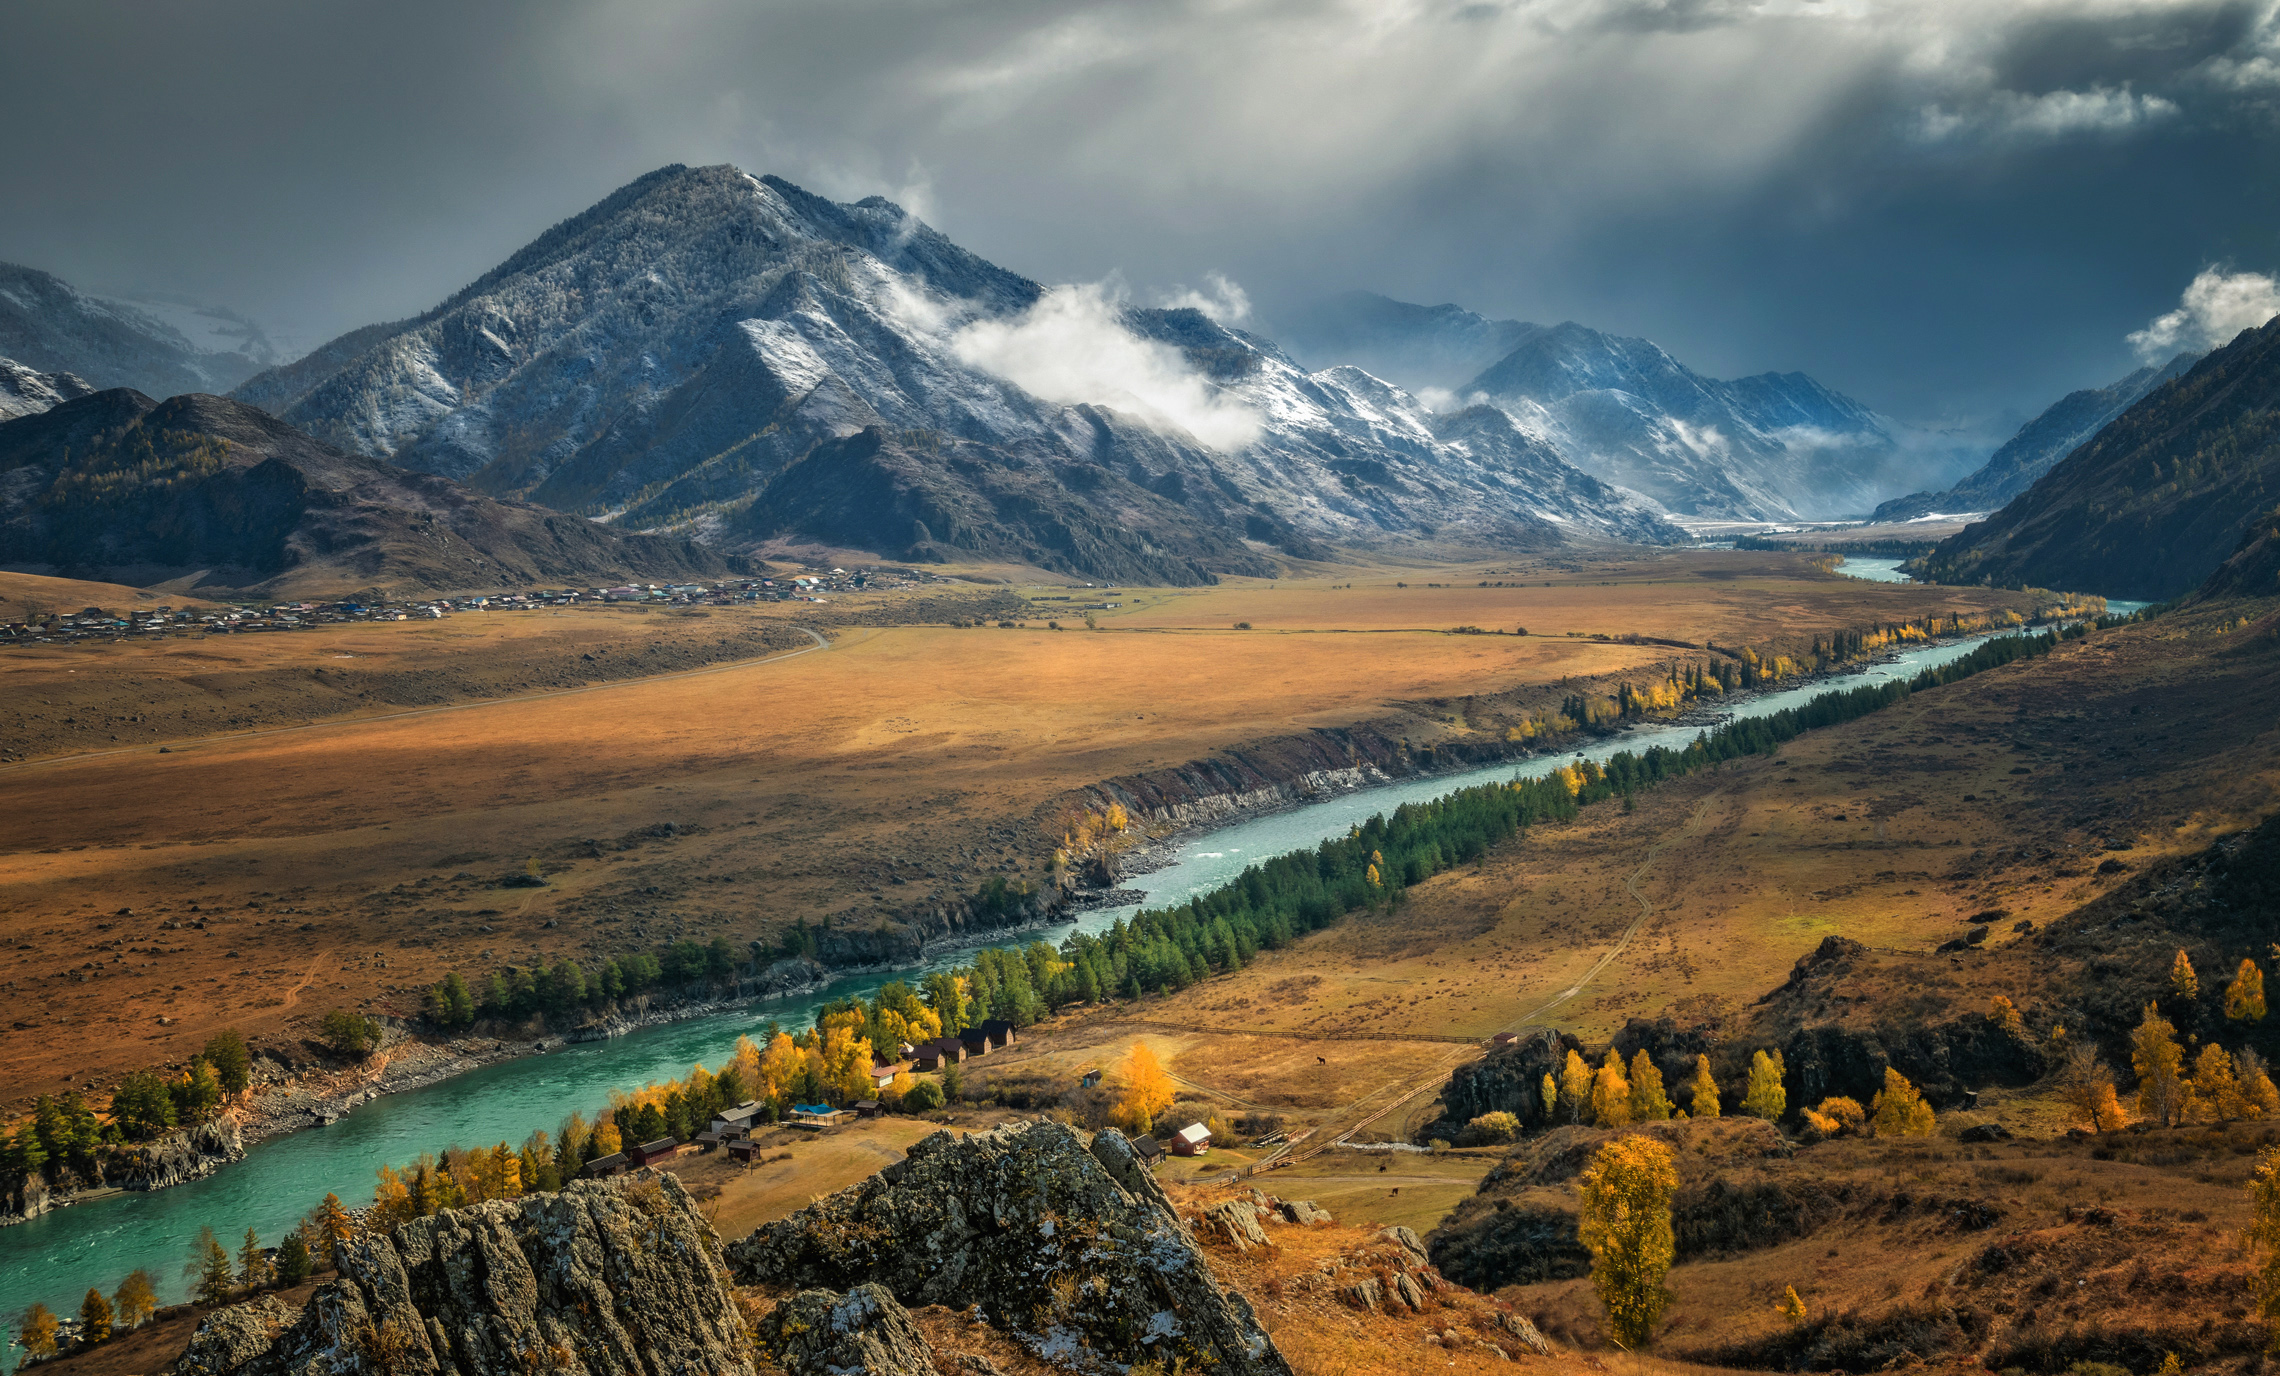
[1919,317,2280,601]
[214,166,1679,583]
[1871,352,2200,523]
[1277,291,1955,521]
[0,390,724,598]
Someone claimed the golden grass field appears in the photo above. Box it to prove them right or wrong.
[0,549,2048,1109]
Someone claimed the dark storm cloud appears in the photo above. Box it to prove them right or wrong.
[3,0,2278,429]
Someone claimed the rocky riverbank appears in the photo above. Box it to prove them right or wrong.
[1,1118,245,1227]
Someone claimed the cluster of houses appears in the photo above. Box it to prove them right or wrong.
[908,1018,1020,1070]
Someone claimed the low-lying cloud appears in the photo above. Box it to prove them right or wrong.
[950,282,1263,451]
[2129,267,2280,361]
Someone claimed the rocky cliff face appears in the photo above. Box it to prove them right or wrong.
[726,1120,1290,1376]
[176,1171,752,1376]
[0,1118,243,1227]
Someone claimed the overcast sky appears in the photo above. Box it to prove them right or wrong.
[5,0,2279,431]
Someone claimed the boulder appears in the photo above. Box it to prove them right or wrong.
[1338,1279,1384,1313]
[175,1296,301,1376]
[1391,1272,1426,1312]
[1378,1225,1430,1268]
[185,1171,751,1376]
[727,1119,1289,1376]
[761,1284,939,1376]
[1203,1200,1273,1252]
[1958,1122,2014,1143]
[1497,1311,1552,1356]
[1278,1200,1332,1226]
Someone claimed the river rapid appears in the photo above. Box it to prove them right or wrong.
[0,629,2044,1316]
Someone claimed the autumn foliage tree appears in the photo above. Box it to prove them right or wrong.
[1870,1068,1935,1137]
[19,1303,58,1359]
[188,1224,234,1305]
[2229,959,2268,1022]
[1627,1050,1672,1122]
[2057,1042,2127,1132]
[1578,1134,1680,1348]
[1112,1042,1175,1135]
[1686,1056,1720,1119]
[2252,1146,2280,1329]
[2132,1002,2188,1127]
[80,1287,112,1346]
[2171,949,2200,1001]
[1741,1049,1787,1120]
[1592,1050,1634,1128]
[112,1268,156,1330]
[1561,1050,1594,1125]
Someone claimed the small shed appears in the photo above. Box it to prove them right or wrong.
[1170,1123,1212,1157]
[854,1099,881,1118]
[913,1038,965,1071]
[1130,1134,1166,1166]
[1078,1067,1103,1089]
[727,1139,761,1163]
[694,1130,725,1151]
[979,1019,1018,1050]
[629,1137,682,1167]
[581,1153,629,1179]
[956,1027,992,1057]
[1492,1031,1520,1046]
[863,1064,899,1090]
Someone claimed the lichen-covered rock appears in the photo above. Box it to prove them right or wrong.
[175,1295,301,1376]
[1203,1200,1273,1252]
[1086,1127,1178,1226]
[1279,1200,1332,1226]
[190,1170,751,1376]
[726,1119,1289,1376]
[761,1284,938,1376]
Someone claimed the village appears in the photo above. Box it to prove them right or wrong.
[0,566,950,646]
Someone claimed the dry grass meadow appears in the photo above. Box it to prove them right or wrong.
[0,548,2045,1108]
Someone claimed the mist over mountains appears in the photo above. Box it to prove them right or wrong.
[0,263,270,401]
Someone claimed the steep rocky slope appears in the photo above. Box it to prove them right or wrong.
[1278,291,1927,521]
[0,356,94,421]
[231,166,1677,581]
[1873,352,2199,522]
[1919,318,2280,600]
[0,263,266,398]
[0,390,723,596]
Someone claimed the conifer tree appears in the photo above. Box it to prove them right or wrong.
[1777,1286,1807,1326]
[1741,1049,1787,1120]
[187,1225,234,1305]
[1577,1135,1679,1347]
[307,1193,355,1270]
[1628,1049,1672,1122]
[18,1303,58,1359]
[1561,1050,1594,1125]
[1687,1056,1721,1119]
[204,1028,251,1097]
[2228,959,2268,1022]
[1870,1067,1935,1137]
[238,1227,273,1290]
[277,1229,314,1285]
[2132,1002,2188,1127]
[1592,1050,1635,1128]
[2171,949,2200,1000]
[80,1287,112,1345]
[112,1269,156,1330]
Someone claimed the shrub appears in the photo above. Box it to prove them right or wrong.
[320,1008,382,1058]
[1801,1096,1867,1141]
[1870,1070,1936,1137]
[1463,1111,1521,1145]
[903,1079,945,1112]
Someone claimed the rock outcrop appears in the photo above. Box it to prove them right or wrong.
[727,1120,1290,1376]
[760,1284,940,1376]
[177,1296,302,1376]
[117,1118,246,1190]
[176,1171,752,1376]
